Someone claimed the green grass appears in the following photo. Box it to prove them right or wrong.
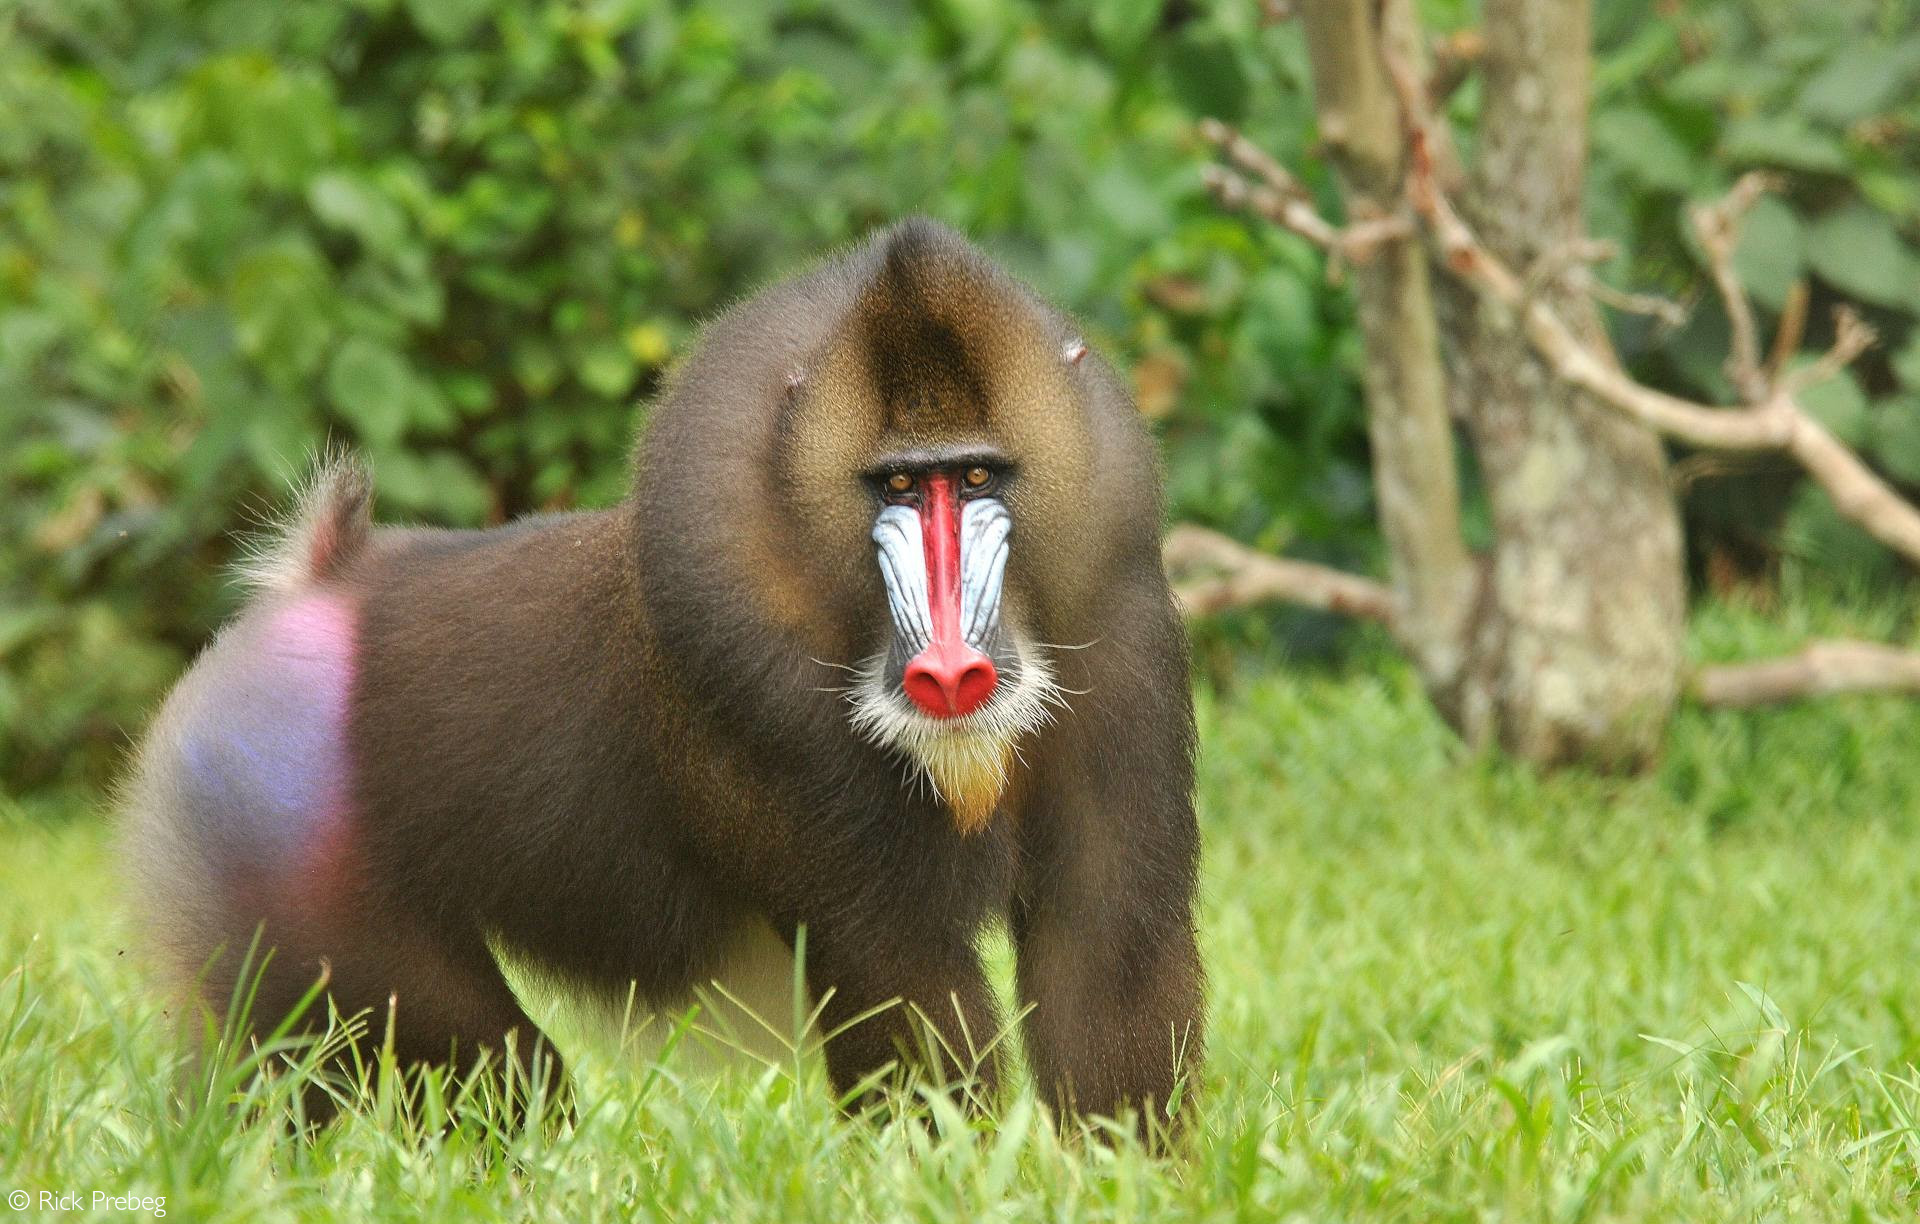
[9,600,1920,1220]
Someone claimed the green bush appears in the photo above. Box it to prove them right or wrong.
[1,0,1361,793]
[3,0,1918,796]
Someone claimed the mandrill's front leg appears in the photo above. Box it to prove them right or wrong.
[805,926,1006,1108]
[1013,589,1205,1141]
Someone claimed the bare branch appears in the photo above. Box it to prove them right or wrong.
[1589,279,1689,328]
[1333,213,1420,263]
[1201,163,1346,253]
[1690,640,1920,707]
[1374,18,1920,566]
[1528,236,1617,287]
[1199,122,1415,266]
[1164,524,1395,623]
[1780,306,1877,398]
[1200,117,1302,197]
[1427,29,1485,105]
[1527,236,1688,328]
[1687,172,1778,402]
[1669,450,1785,494]
[1378,17,1451,219]
[1766,280,1809,386]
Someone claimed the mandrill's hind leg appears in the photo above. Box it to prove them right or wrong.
[198,902,564,1127]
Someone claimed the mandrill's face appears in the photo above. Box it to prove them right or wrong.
[765,225,1097,834]
[848,446,1061,835]
[870,459,1008,720]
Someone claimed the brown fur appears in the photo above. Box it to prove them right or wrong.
[124,219,1204,1135]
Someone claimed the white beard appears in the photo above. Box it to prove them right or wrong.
[845,645,1064,833]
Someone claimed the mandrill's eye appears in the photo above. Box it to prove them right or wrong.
[963,465,991,489]
[885,472,915,496]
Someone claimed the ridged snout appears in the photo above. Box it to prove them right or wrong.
[872,482,1011,720]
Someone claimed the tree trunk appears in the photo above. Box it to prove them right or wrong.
[1298,0,1477,710]
[1295,0,1685,769]
[1445,0,1685,768]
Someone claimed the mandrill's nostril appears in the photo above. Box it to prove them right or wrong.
[952,659,996,711]
[903,643,998,719]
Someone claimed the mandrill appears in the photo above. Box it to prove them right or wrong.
[124,218,1204,1131]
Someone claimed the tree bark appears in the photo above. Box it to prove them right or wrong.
[1297,0,1478,709]
[1439,0,1686,767]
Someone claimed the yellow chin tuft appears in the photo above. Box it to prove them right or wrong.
[923,738,1013,836]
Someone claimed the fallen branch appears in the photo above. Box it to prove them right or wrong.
[1690,640,1920,708]
[1164,524,1395,623]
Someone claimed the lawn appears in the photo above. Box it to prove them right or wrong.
[6,599,1920,1220]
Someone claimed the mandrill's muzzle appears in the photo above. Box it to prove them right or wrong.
[872,473,1011,719]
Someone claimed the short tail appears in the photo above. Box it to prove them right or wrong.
[234,451,374,595]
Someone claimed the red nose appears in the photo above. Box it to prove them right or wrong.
[903,641,998,719]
